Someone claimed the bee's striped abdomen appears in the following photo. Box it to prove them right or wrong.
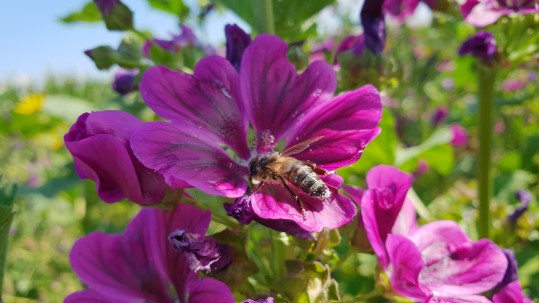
[287,163,330,199]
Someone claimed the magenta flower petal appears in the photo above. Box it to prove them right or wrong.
[286,85,382,170]
[65,289,120,303]
[131,121,248,198]
[360,165,412,268]
[384,0,421,23]
[251,184,356,233]
[493,281,532,303]
[428,295,493,303]
[65,111,167,205]
[409,220,470,252]
[70,232,171,302]
[240,34,337,140]
[187,278,236,303]
[139,59,250,159]
[410,222,508,295]
[391,197,417,236]
[386,234,430,300]
[343,185,365,205]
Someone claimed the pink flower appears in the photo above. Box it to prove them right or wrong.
[461,0,539,27]
[451,123,468,147]
[130,34,382,234]
[65,203,234,302]
[356,165,508,302]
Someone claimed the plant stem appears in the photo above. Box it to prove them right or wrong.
[254,0,275,34]
[477,64,496,239]
[0,183,16,300]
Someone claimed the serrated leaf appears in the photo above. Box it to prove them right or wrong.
[60,1,101,24]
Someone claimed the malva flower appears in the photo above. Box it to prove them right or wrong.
[450,123,469,147]
[112,69,138,95]
[355,165,508,302]
[461,0,539,27]
[458,30,498,64]
[64,110,170,206]
[65,203,235,303]
[130,34,382,235]
[142,25,210,57]
[384,0,438,23]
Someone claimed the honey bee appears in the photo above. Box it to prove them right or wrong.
[249,137,330,213]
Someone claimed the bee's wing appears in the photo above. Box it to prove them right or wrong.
[282,136,323,156]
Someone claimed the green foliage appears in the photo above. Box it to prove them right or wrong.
[59,1,101,24]
[147,0,190,20]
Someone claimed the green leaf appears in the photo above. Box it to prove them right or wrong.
[214,0,256,28]
[396,127,454,175]
[41,95,94,122]
[59,1,101,24]
[147,0,190,19]
[102,1,134,31]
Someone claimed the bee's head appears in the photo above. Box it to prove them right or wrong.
[249,156,269,184]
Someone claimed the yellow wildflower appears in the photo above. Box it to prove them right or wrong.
[14,93,45,115]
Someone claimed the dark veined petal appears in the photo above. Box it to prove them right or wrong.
[64,289,123,303]
[139,58,250,159]
[69,232,173,302]
[251,184,356,233]
[187,278,235,303]
[286,85,382,170]
[131,121,248,198]
[240,34,337,140]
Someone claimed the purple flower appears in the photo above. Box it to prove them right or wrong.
[450,123,469,147]
[360,165,508,302]
[143,25,205,57]
[459,31,498,64]
[507,190,532,225]
[462,0,539,27]
[130,34,382,235]
[64,111,170,205]
[65,203,235,303]
[361,0,387,54]
[112,69,138,95]
[493,281,533,303]
[384,0,438,23]
[334,35,365,63]
[225,24,251,71]
[430,106,448,126]
[169,228,232,273]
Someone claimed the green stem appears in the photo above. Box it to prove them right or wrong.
[0,183,16,300]
[254,0,275,34]
[477,64,496,239]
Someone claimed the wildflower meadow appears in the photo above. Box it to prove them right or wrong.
[1,0,538,302]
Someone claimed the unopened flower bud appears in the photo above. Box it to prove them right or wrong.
[225,24,251,71]
[112,70,138,95]
[458,31,497,65]
[169,229,232,273]
[93,0,133,31]
[225,195,255,225]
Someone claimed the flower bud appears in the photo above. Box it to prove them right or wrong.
[458,31,497,65]
[93,0,133,31]
[225,24,251,71]
[112,70,138,95]
[169,229,232,273]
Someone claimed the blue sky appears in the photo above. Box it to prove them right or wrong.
[0,0,245,83]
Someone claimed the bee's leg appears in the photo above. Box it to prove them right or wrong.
[252,178,267,193]
[277,176,306,215]
[303,161,328,175]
